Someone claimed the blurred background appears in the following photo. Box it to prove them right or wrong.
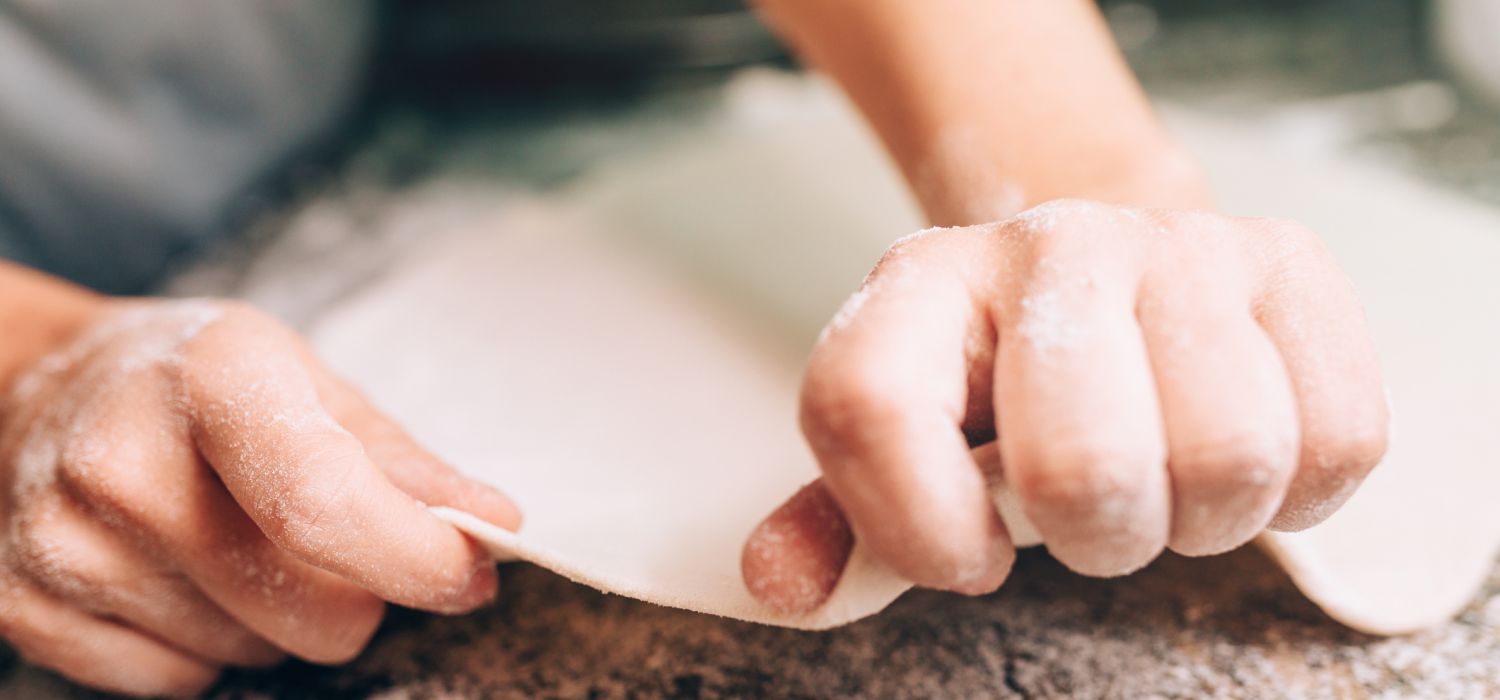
[4,0,1500,697]
[343,0,1500,197]
[139,0,1500,352]
[6,0,1499,305]
[364,0,1496,198]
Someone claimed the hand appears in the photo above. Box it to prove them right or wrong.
[0,299,520,696]
[743,200,1388,614]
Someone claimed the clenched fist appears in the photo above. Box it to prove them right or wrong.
[745,200,1389,613]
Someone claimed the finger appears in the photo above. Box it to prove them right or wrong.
[10,494,282,668]
[1137,267,1300,556]
[799,229,1014,594]
[174,511,389,665]
[51,403,387,665]
[741,480,853,615]
[995,231,1170,576]
[313,370,522,531]
[0,571,219,697]
[741,442,1018,614]
[1252,223,1389,530]
[180,308,499,613]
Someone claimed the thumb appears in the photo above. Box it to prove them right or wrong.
[741,479,853,615]
[313,367,523,532]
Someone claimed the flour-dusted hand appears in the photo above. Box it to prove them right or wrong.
[743,200,1389,614]
[0,299,520,696]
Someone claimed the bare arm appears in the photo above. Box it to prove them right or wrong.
[756,0,1212,224]
[0,261,103,388]
[742,1,1387,614]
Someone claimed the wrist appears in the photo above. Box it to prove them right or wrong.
[0,263,108,394]
[1073,143,1215,212]
[917,140,1214,227]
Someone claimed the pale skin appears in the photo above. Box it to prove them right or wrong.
[0,0,1386,695]
[740,0,1389,613]
[0,278,522,695]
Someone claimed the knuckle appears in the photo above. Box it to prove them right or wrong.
[877,225,992,279]
[1261,217,1317,241]
[181,300,293,363]
[799,363,909,449]
[305,595,385,664]
[1159,208,1235,235]
[180,299,258,342]
[1016,441,1163,510]
[871,232,934,279]
[0,577,22,636]
[883,225,955,260]
[1255,218,1331,264]
[853,497,1008,593]
[155,671,222,698]
[56,440,121,502]
[9,520,127,605]
[903,536,1005,593]
[148,665,222,698]
[11,512,75,579]
[1010,202,1146,276]
[1172,432,1297,494]
[197,622,283,667]
[211,299,277,330]
[5,641,56,676]
[1271,422,1387,532]
[55,447,166,534]
[1310,423,1389,476]
[1010,199,1120,240]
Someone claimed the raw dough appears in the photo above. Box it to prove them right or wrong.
[312,204,926,628]
[1177,110,1500,635]
[309,74,1500,635]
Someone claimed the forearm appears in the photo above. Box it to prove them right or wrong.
[0,261,104,390]
[757,0,1212,226]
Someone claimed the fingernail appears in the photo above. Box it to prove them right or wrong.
[458,565,500,608]
[939,547,1014,596]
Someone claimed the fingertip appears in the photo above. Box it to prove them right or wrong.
[890,527,1015,596]
[435,562,500,615]
[295,588,385,665]
[463,565,501,610]
[940,543,1015,596]
[849,478,1015,595]
[1265,502,1336,533]
[464,482,523,532]
[239,647,288,670]
[1048,540,1163,579]
[159,667,222,700]
[741,482,853,616]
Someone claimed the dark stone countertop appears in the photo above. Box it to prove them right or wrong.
[6,3,1500,697]
[186,547,1499,699]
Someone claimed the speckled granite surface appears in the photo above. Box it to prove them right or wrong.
[4,1,1500,697]
[205,550,1500,698]
[4,547,1498,698]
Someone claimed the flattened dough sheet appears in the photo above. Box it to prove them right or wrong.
[309,77,1500,634]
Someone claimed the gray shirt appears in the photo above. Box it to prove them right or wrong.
[0,0,373,293]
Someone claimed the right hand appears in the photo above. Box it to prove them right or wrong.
[742,201,1389,614]
[0,299,520,696]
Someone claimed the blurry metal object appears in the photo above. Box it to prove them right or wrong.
[1433,0,1500,109]
[389,0,785,81]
